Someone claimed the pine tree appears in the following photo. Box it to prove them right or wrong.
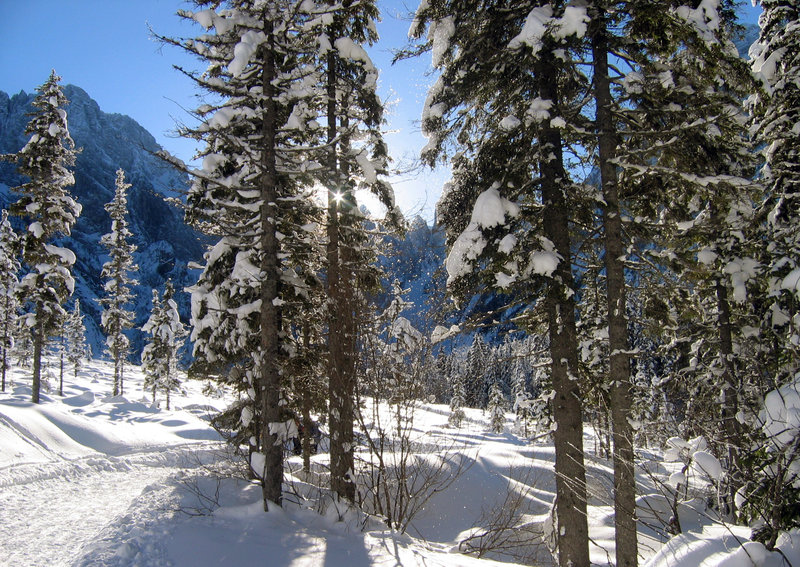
[448,370,466,428]
[749,0,800,383]
[0,210,20,392]
[319,0,400,503]
[98,168,138,396]
[463,335,490,409]
[142,282,186,409]
[7,70,81,404]
[408,3,591,564]
[487,380,506,434]
[65,298,88,380]
[163,0,332,509]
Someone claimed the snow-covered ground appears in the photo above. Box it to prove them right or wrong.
[1,358,798,567]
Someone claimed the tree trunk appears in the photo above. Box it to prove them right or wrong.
[592,12,638,567]
[537,51,590,567]
[2,293,9,392]
[716,278,741,516]
[59,350,64,396]
[32,321,43,404]
[326,32,356,503]
[112,340,120,396]
[258,23,284,510]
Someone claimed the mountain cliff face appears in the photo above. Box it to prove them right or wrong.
[0,85,204,360]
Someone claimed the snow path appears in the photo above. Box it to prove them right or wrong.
[0,445,220,567]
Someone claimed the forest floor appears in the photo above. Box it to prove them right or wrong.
[0,358,797,567]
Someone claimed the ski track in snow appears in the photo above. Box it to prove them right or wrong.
[0,445,219,567]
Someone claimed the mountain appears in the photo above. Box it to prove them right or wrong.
[0,85,205,360]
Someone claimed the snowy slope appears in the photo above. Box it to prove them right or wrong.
[2,359,799,567]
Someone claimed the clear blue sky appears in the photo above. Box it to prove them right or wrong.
[0,1,763,222]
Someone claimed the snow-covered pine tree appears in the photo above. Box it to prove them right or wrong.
[7,70,81,404]
[741,0,800,547]
[749,0,800,384]
[98,168,138,397]
[408,2,591,564]
[448,370,466,428]
[142,282,186,409]
[318,0,400,503]
[487,379,506,434]
[463,334,490,409]
[510,342,534,437]
[65,298,88,380]
[581,2,758,560]
[163,0,334,509]
[0,210,20,392]
[607,0,759,525]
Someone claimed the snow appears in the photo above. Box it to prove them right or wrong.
[722,257,759,303]
[43,243,77,265]
[472,185,519,229]
[552,6,590,40]
[691,450,723,482]
[508,5,588,53]
[645,526,800,567]
[675,0,722,46]
[430,17,456,68]
[499,115,522,131]
[192,9,215,29]
[228,30,267,78]
[445,187,518,282]
[697,247,718,265]
[498,233,517,254]
[761,375,800,449]
[334,37,376,72]
[525,97,553,124]
[431,324,460,344]
[509,6,552,53]
[2,356,798,567]
[781,268,800,297]
[528,250,560,277]
[28,221,44,238]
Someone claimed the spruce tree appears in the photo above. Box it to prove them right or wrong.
[8,70,81,404]
[319,0,400,503]
[142,282,186,409]
[749,0,800,383]
[408,2,591,564]
[0,210,20,392]
[65,298,88,380]
[98,168,138,396]
[463,335,489,409]
[742,0,800,546]
[164,0,332,509]
[448,370,466,428]
[487,380,506,434]
[578,3,759,560]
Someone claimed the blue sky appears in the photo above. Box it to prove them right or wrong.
[0,0,446,221]
[0,1,763,222]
